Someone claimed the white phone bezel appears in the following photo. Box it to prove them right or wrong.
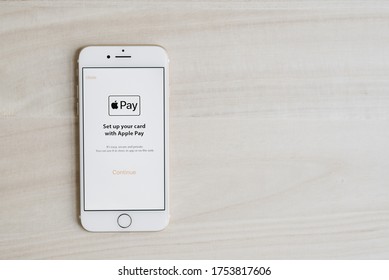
[78,46,169,232]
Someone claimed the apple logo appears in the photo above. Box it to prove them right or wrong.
[111,100,118,109]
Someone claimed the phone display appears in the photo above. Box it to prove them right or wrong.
[82,67,165,211]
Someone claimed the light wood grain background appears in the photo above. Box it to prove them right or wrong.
[1,1,389,259]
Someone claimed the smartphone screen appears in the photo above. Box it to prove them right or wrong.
[82,67,165,211]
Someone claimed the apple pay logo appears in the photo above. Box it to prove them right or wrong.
[108,95,140,116]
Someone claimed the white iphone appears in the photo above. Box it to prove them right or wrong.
[78,46,169,231]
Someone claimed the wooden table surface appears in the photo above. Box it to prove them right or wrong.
[1,1,389,259]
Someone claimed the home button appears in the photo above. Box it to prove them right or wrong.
[117,214,132,228]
